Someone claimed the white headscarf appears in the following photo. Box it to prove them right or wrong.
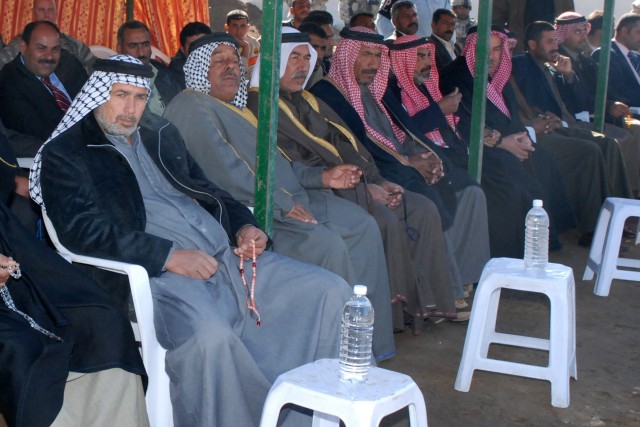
[249,26,317,89]
[29,54,152,208]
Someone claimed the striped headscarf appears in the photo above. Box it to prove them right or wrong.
[389,35,459,147]
[328,26,406,152]
[30,55,153,208]
[555,12,591,46]
[463,29,511,118]
[184,32,248,109]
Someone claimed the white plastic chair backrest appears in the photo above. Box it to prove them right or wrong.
[41,209,173,427]
[89,45,117,59]
[151,46,171,65]
[17,157,33,169]
[42,209,72,254]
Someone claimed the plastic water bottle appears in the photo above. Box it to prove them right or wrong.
[339,285,374,383]
[524,199,549,269]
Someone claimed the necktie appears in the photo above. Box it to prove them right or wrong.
[42,76,71,112]
[628,51,640,77]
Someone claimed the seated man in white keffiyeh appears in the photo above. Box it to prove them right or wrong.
[164,32,397,358]
[29,54,351,427]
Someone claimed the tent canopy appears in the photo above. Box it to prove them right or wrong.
[1,0,209,55]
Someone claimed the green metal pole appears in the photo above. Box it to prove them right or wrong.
[126,0,134,21]
[593,0,615,133]
[253,0,283,234]
[467,0,492,183]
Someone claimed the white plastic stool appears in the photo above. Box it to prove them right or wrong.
[583,197,640,296]
[454,258,577,408]
[259,358,428,427]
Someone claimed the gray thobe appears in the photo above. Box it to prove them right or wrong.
[164,90,395,360]
[110,132,351,427]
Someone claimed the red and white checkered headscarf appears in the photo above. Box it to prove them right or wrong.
[555,12,591,46]
[389,35,459,147]
[463,30,511,118]
[328,26,406,151]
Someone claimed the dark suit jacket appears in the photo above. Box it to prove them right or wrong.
[557,46,599,114]
[0,51,87,151]
[511,52,575,119]
[428,35,455,72]
[386,74,469,170]
[592,42,640,108]
[441,56,529,141]
[151,59,182,107]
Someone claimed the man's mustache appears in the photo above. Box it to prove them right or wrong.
[222,69,238,79]
[116,114,138,123]
[362,69,378,75]
[38,58,57,65]
[292,71,308,79]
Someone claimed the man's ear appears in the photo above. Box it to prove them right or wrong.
[527,39,537,52]
[224,23,229,31]
[19,40,27,56]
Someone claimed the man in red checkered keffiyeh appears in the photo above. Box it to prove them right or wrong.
[328,26,408,152]
[463,27,512,119]
[555,12,591,46]
[389,35,461,147]
[312,26,492,291]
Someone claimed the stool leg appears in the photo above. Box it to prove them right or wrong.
[259,385,289,427]
[549,289,571,408]
[569,283,578,380]
[406,393,429,427]
[584,204,612,281]
[455,282,500,392]
[480,288,502,358]
[594,212,625,297]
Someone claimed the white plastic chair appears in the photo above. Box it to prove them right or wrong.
[89,45,117,59]
[151,46,171,65]
[41,210,173,427]
[583,197,640,296]
[17,157,33,169]
[259,358,428,426]
[455,258,577,408]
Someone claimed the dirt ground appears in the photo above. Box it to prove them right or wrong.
[379,229,640,427]
[2,232,638,427]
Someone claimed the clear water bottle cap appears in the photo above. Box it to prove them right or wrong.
[354,285,368,295]
[533,199,543,207]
